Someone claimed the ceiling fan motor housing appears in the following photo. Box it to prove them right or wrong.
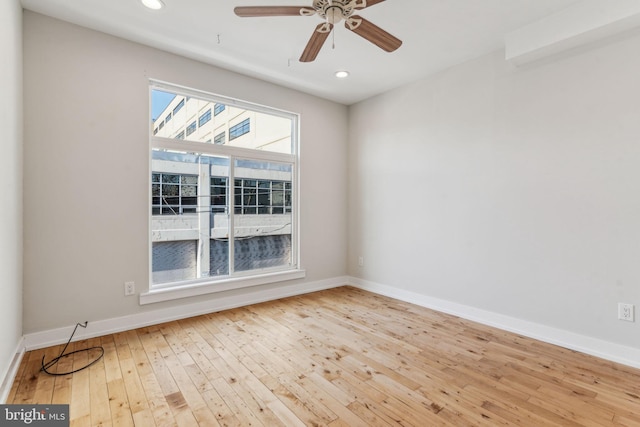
[313,0,363,23]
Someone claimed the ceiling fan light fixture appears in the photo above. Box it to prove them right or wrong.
[141,0,164,10]
[335,70,350,78]
[326,6,344,24]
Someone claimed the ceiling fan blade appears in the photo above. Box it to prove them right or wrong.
[345,16,402,52]
[299,23,333,62]
[234,6,315,17]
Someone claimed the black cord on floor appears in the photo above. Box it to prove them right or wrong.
[40,321,105,376]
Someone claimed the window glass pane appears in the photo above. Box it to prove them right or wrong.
[186,121,196,136]
[162,174,179,184]
[173,99,184,115]
[163,185,179,196]
[210,174,228,214]
[243,191,256,206]
[182,186,196,197]
[181,175,197,185]
[199,109,211,127]
[214,132,225,145]
[229,118,250,141]
[233,158,292,273]
[214,104,225,116]
[151,149,230,285]
[152,240,196,284]
[258,192,269,205]
[272,190,284,206]
[211,178,227,207]
[210,239,228,276]
[151,89,293,154]
[162,207,177,215]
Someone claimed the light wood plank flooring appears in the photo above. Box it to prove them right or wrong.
[8,286,640,426]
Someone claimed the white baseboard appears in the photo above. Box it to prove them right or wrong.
[0,337,25,403]
[348,277,640,370]
[23,276,348,351]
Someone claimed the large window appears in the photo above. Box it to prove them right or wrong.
[147,82,301,302]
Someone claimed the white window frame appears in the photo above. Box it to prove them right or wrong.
[141,80,304,305]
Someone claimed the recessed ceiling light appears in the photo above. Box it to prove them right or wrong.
[335,70,350,79]
[141,0,164,10]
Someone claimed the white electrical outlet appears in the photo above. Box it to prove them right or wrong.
[124,281,136,296]
[618,303,634,322]
[358,256,364,267]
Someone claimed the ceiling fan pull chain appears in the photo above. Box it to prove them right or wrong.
[332,25,336,49]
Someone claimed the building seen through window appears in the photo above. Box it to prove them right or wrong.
[150,86,298,288]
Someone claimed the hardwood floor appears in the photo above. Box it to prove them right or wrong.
[8,286,640,426]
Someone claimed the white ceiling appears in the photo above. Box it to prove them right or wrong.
[21,0,583,105]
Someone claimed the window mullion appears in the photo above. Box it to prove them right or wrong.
[228,156,236,275]
[151,136,294,164]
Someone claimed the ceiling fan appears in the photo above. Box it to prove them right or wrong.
[234,0,402,62]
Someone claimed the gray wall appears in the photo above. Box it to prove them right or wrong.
[23,11,348,334]
[348,32,640,348]
[0,0,23,397]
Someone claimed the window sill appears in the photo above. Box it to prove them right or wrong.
[139,269,306,305]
